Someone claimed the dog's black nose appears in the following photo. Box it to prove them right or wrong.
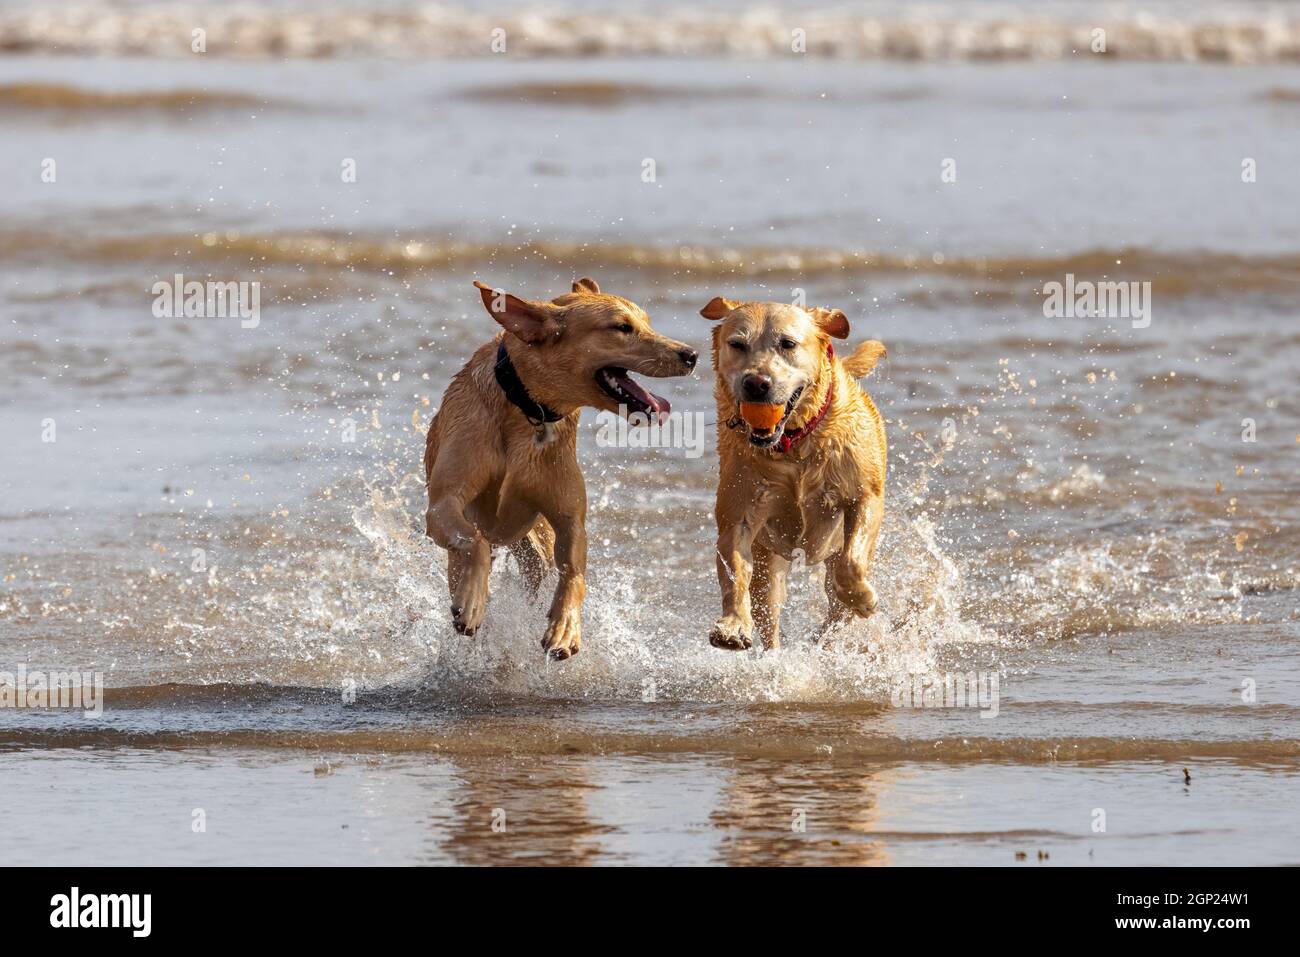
[677,347,698,371]
[741,373,773,401]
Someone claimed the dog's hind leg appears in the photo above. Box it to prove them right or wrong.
[508,519,555,597]
[751,544,789,651]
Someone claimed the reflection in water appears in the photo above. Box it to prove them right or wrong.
[436,756,611,866]
[712,758,894,866]
[417,750,904,865]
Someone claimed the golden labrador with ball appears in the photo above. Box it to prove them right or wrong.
[701,296,888,651]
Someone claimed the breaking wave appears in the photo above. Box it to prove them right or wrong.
[6,228,1300,297]
[3,4,1300,63]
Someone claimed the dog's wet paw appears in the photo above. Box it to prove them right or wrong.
[451,593,487,636]
[450,570,491,635]
[709,614,753,651]
[541,612,582,660]
[832,573,878,619]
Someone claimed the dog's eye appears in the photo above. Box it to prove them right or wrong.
[779,337,798,350]
[728,339,748,351]
[614,322,635,334]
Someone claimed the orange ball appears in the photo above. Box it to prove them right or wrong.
[739,402,785,431]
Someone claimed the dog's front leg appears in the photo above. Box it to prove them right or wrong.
[539,512,586,660]
[711,495,756,650]
[827,495,884,620]
[817,569,853,641]
[751,544,789,651]
[426,495,492,636]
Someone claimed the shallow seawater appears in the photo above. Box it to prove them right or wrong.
[4,748,1298,866]
[1,2,1299,865]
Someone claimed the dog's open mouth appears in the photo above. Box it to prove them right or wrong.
[597,367,671,423]
[741,385,803,448]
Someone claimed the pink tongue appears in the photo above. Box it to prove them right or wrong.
[618,373,671,420]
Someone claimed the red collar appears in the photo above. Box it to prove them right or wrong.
[775,343,833,454]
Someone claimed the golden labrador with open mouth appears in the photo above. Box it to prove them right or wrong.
[423,278,697,659]
[701,297,888,650]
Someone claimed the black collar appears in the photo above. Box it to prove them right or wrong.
[494,340,564,425]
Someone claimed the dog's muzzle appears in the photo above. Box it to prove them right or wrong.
[730,385,804,448]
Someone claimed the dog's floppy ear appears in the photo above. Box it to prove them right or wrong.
[700,296,739,321]
[474,280,563,344]
[572,277,600,294]
[806,306,850,339]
